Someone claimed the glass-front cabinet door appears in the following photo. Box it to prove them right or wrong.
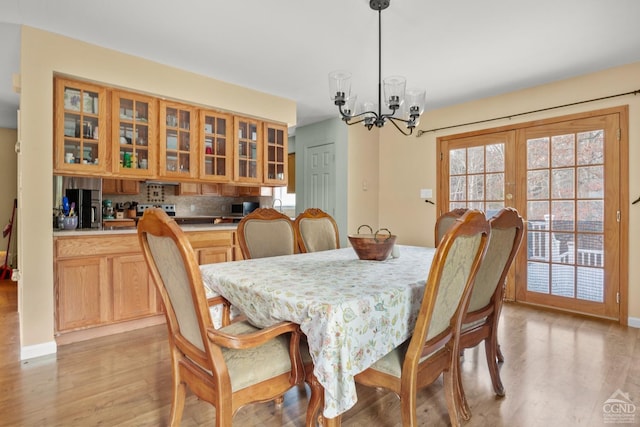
[263,122,288,186]
[233,116,262,183]
[54,78,107,174]
[199,110,232,182]
[112,91,156,177]
[159,101,196,179]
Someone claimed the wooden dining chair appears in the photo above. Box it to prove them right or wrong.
[458,207,524,399]
[434,208,468,247]
[237,207,297,259]
[293,208,340,253]
[354,209,490,427]
[137,208,304,427]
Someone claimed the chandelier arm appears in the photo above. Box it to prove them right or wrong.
[338,104,380,121]
[387,117,414,136]
[381,111,409,123]
[344,117,368,126]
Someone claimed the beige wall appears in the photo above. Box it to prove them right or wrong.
[0,128,17,267]
[18,26,296,355]
[373,61,640,320]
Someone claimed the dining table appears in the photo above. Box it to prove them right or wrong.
[200,245,436,425]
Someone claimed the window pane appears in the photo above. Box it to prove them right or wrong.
[486,143,505,173]
[551,201,574,231]
[527,170,549,200]
[450,176,466,201]
[450,148,466,175]
[577,130,604,165]
[551,133,575,168]
[468,174,484,201]
[577,200,603,232]
[551,168,574,199]
[577,166,603,198]
[486,173,504,200]
[527,137,549,169]
[468,146,484,174]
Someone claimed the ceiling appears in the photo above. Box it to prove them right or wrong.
[1,0,640,133]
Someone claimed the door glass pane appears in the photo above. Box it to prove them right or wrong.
[486,144,504,173]
[527,137,549,168]
[449,149,466,174]
[468,146,484,174]
[551,134,575,167]
[527,170,549,199]
[551,168,574,199]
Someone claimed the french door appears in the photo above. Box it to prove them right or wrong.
[437,108,625,320]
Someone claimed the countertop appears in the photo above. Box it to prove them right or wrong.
[53,222,237,236]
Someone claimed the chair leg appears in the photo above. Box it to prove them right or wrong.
[454,354,471,421]
[496,341,505,363]
[400,383,419,427]
[443,370,461,427]
[484,337,505,397]
[305,370,324,427]
[169,379,186,427]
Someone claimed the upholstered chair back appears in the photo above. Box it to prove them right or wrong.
[467,208,523,312]
[425,210,489,341]
[434,208,469,247]
[238,208,297,259]
[294,208,340,253]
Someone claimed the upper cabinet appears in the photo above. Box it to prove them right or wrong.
[263,122,288,186]
[159,101,197,179]
[233,116,263,184]
[112,91,157,177]
[199,110,232,182]
[54,78,108,174]
[53,77,289,187]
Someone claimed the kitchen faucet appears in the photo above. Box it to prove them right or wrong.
[272,198,283,212]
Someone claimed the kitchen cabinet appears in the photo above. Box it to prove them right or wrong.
[263,122,288,186]
[287,153,295,193]
[112,90,157,177]
[54,234,156,335]
[54,228,239,339]
[217,184,270,197]
[233,116,263,184]
[54,77,108,175]
[200,109,233,182]
[103,179,140,195]
[159,101,197,180]
[112,254,157,321]
[55,257,109,331]
[178,183,220,196]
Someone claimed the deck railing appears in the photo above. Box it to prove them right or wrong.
[527,217,604,268]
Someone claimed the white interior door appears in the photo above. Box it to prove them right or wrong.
[304,143,336,216]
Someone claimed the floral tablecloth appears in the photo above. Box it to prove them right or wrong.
[200,245,435,418]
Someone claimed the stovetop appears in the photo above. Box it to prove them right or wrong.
[136,203,176,217]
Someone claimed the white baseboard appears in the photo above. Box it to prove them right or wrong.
[21,341,57,360]
[628,317,640,329]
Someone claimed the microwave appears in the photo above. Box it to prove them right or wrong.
[231,202,260,216]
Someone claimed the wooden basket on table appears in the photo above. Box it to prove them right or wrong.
[348,225,396,261]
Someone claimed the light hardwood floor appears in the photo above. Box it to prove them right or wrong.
[1,279,638,426]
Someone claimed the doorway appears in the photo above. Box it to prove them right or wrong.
[437,107,627,321]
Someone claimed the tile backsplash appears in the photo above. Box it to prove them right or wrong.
[106,183,271,216]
